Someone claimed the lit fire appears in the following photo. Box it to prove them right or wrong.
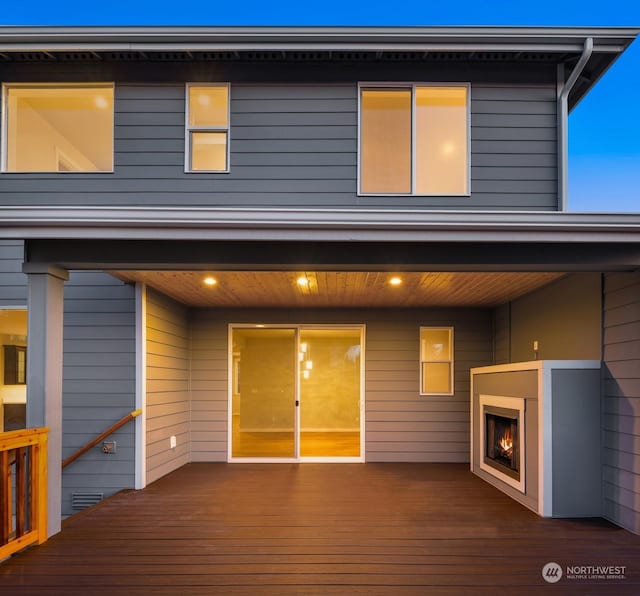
[499,430,513,458]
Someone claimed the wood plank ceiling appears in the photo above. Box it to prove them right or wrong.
[113,271,565,308]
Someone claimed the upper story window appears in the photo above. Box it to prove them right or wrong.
[359,84,469,196]
[2,83,114,172]
[185,83,230,172]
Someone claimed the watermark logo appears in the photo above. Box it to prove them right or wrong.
[542,562,628,583]
[565,565,627,581]
[542,562,563,584]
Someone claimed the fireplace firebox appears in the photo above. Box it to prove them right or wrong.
[478,395,525,493]
[485,409,519,480]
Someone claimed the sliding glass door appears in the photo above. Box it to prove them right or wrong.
[230,328,296,458]
[230,325,363,461]
[298,328,362,458]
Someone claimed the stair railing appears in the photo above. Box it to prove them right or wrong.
[62,409,142,470]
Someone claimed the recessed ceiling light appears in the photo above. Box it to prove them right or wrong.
[203,276,217,286]
[297,276,309,287]
[389,277,403,286]
[94,95,109,109]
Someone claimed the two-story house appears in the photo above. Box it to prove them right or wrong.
[1,26,640,539]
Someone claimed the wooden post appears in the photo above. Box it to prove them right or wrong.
[36,433,48,545]
[0,450,8,544]
[15,447,26,536]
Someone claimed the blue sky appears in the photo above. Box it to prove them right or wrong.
[1,1,638,212]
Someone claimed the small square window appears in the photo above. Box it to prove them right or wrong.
[186,84,230,172]
[191,132,228,171]
[420,327,454,395]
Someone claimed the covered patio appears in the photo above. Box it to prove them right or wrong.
[1,462,639,594]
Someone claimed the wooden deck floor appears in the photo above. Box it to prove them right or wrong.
[1,463,640,595]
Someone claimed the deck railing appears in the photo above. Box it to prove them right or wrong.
[0,427,48,559]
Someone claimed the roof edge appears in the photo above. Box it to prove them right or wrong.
[3,206,640,244]
[0,25,637,45]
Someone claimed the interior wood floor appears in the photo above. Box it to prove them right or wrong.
[232,417,360,457]
[2,463,640,595]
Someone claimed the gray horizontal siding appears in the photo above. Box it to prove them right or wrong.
[365,312,492,462]
[0,240,27,306]
[1,244,138,513]
[190,312,228,462]
[493,303,510,365]
[190,307,493,463]
[0,81,557,211]
[61,271,136,517]
[603,272,640,534]
[145,288,190,484]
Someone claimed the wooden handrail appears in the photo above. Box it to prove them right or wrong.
[62,409,142,470]
[0,427,48,560]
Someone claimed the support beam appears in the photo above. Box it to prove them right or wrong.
[135,282,147,490]
[23,263,69,538]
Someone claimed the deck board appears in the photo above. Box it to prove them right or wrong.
[1,463,639,595]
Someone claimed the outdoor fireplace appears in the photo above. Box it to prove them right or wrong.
[479,395,525,493]
[485,410,519,479]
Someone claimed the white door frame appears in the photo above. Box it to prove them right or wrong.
[227,323,365,463]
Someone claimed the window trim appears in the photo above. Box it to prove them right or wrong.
[419,326,455,397]
[184,82,231,174]
[357,82,471,197]
[1,82,115,174]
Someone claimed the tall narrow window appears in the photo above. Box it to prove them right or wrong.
[359,84,469,195]
[360,89,412,193]
[2,84,114,172]
[420,327,454,396]
[186,84,229,172]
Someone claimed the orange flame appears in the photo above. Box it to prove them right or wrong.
[499,430,513,457]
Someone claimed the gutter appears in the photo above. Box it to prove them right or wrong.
[3,206,640,243]
[557,37,593,211]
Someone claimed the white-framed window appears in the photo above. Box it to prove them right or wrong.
[1,83,114,173]
[185,83,230,173]
[358,83,469,196]
[420,326,454,396]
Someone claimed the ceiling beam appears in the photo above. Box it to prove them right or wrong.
[24,239,640,272]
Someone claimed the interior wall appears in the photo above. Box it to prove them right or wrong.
[494,273,602,363]
[0,311,28,431]
[299,332,361,432]
[0,241,29,432]
[10,104,98,171]
[145,288,190,484]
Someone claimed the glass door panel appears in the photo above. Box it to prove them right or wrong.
[231,328,296,458]
[299,328,362,458]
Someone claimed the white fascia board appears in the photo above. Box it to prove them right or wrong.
[0,26,636,52]
[2,207,640,243]
[0,42,606,53]
[0,25,637,40]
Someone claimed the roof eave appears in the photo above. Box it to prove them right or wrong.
[3,206,640,244]
[0,25,637,51]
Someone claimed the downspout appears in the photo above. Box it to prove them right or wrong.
[557,37,593,211]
